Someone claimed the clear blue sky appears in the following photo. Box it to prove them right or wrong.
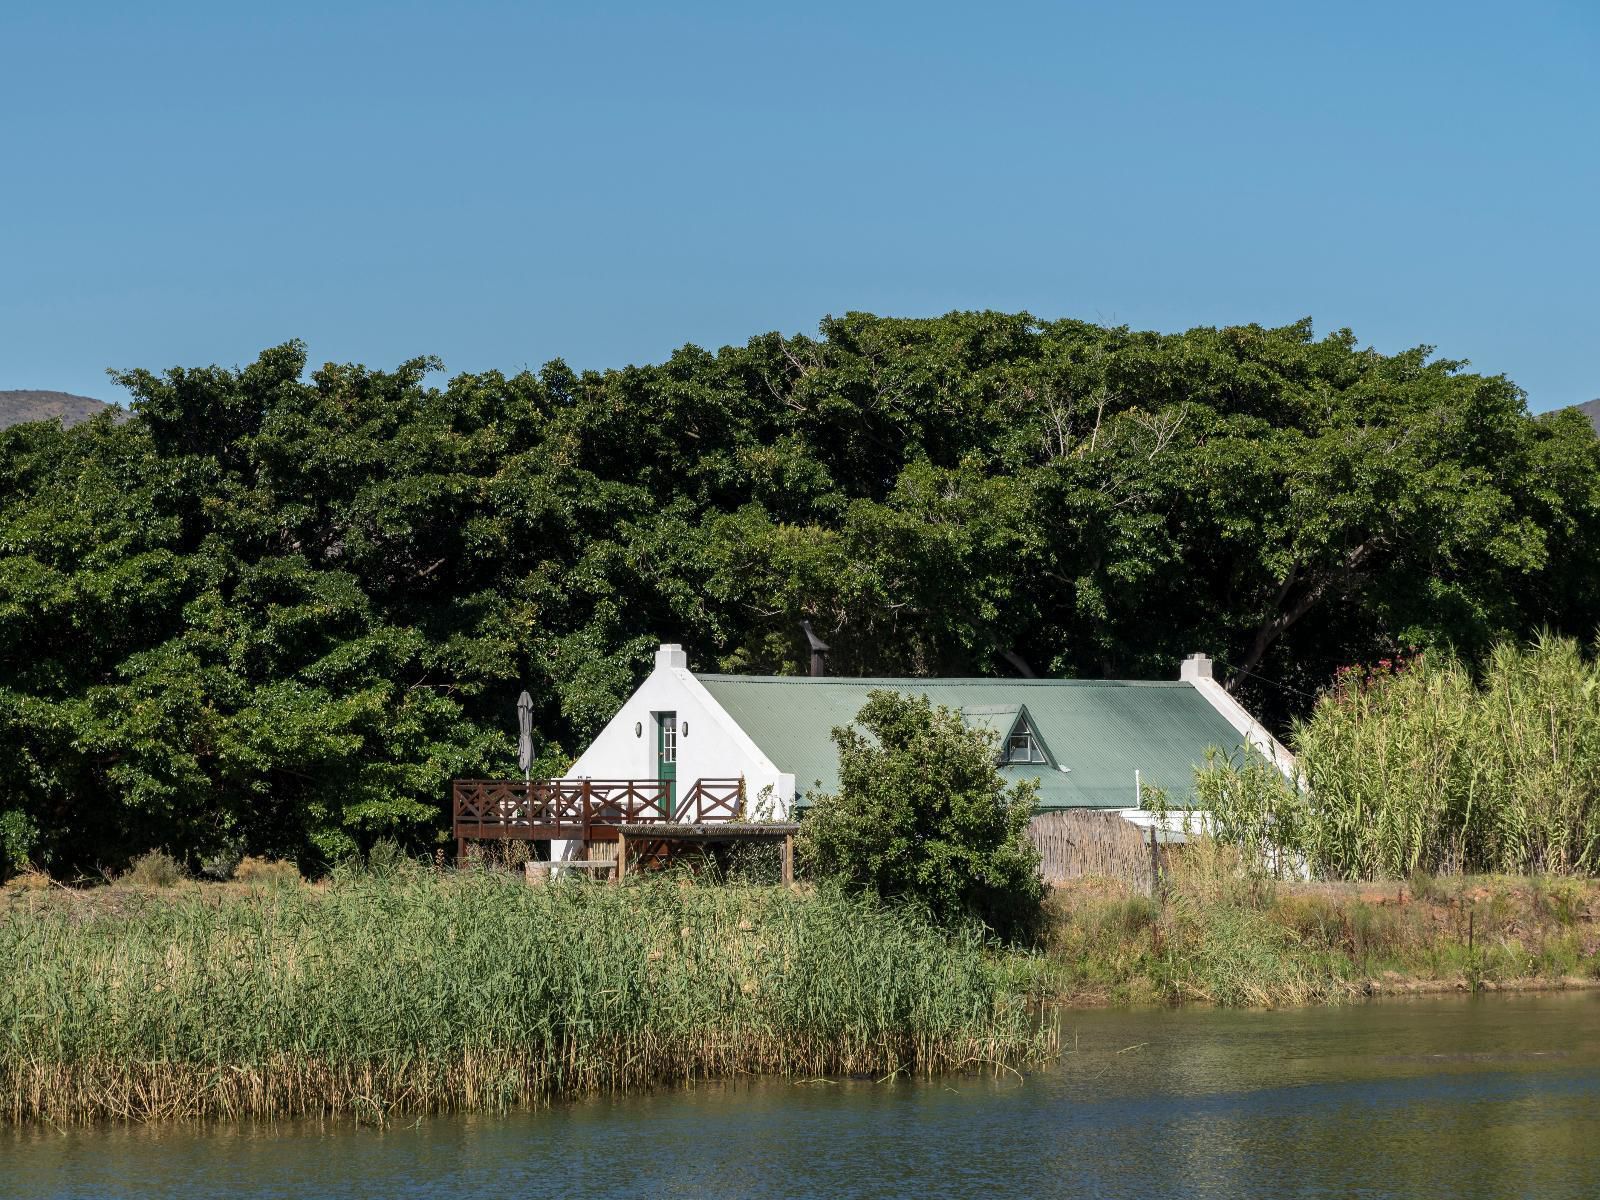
[3,1,1596,411]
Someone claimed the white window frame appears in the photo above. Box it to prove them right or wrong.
[1006,716,1045,764]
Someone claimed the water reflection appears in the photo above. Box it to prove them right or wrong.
[6,993,1598,1199]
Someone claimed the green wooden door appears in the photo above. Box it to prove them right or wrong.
[656,712,678,817]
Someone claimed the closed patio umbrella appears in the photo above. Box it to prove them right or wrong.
[516,690,535,782]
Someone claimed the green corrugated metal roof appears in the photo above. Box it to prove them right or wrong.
[697,675,1248,809]
[958,704,1023,739]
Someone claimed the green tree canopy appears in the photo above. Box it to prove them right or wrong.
[0,313,1595,876]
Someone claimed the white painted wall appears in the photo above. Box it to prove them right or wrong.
[1116,807,1215,845]
[552,644,795,861]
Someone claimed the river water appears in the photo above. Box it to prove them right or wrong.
[5,992,1598,1199]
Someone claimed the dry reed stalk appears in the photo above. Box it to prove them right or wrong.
[1027,811,1153,891]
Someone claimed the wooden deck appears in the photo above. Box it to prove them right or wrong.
[452,777,746,860]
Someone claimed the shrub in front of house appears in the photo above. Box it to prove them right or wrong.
[798,690,1044,941]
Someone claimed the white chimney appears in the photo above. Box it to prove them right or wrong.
[1180,652,1213,682]
[655,643,688,671]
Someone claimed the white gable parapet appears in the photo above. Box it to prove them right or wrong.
[1180,652,1297,779]
[563,644,796,818]
[674,669,795,816]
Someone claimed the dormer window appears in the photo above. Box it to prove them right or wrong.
[1007,715,1046,764]
[961,703,1055,769]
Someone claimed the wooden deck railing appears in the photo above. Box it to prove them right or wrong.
[678,777,745,822]
[453,776,747,852]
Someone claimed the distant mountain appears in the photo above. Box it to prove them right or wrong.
[0,390,121,430]
[1577,399,1600,435]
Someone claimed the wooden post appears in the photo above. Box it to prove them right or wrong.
[1148,824,1161,900]
[782,832,795,887]
[616,832,628,883]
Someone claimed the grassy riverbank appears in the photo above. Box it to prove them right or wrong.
[1012,844,1600,1007]
[0,872,1044,1125]
[7,850,1596,1126]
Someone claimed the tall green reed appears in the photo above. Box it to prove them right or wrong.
[1202,634,1600,878]
[0,873,1043,1124]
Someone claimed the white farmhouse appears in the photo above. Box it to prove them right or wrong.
[561,642,1293,822]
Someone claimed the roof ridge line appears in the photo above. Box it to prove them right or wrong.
[695,674,1188,686]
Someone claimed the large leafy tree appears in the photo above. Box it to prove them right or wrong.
[0,314,1595,876]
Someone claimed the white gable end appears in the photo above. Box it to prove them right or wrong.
[563,644,796,818]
